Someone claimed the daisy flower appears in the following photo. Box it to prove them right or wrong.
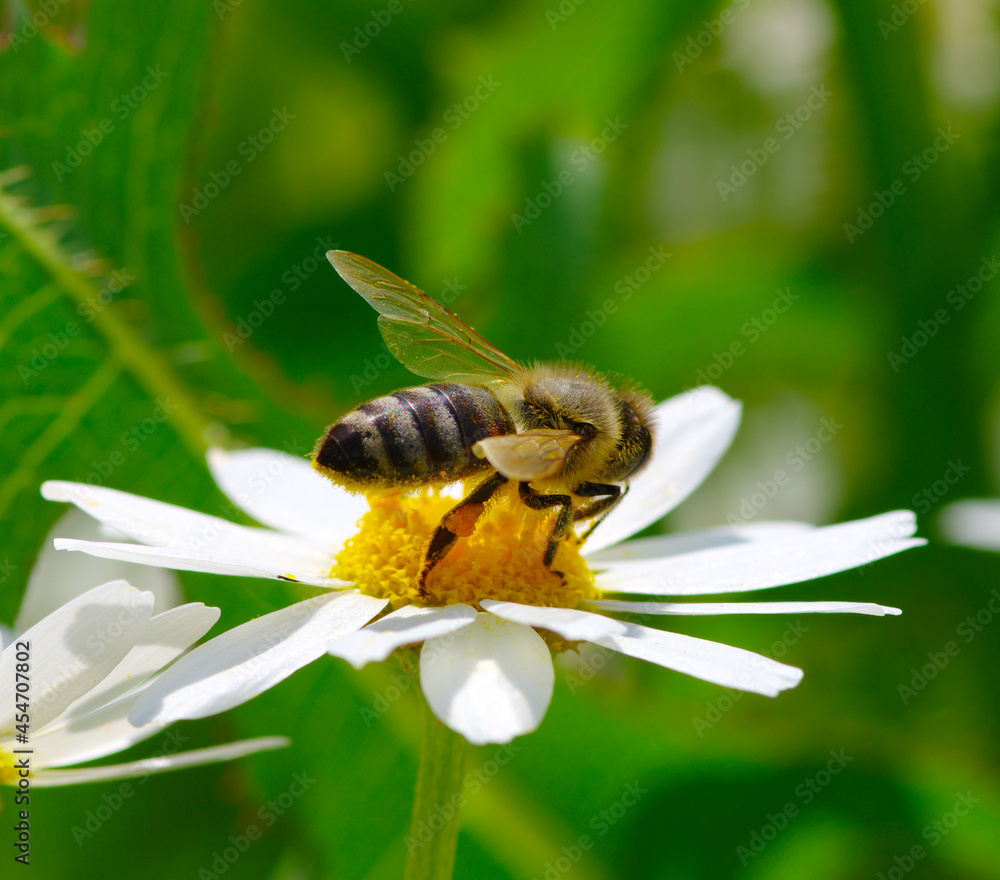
[1,515,287,787]
[41,386,922,746]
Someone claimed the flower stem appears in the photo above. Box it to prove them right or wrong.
[405,697,468,880]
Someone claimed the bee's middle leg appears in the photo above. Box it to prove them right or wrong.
[517,481,575,570]
[419,472,508,595]
[572,482,624,541]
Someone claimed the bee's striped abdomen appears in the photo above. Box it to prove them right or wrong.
[313,383,515,493]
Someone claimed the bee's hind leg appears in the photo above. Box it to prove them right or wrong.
[418,472,508,596]
[517,482,575,581]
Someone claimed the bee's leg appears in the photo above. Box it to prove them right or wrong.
[419,472,508,595]
[517,482,575,573]
[572,483,626,541]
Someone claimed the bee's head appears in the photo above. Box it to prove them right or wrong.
[510,364,655,485]
[598,385,655,483]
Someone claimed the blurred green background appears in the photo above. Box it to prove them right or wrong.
[2,0,1000,877]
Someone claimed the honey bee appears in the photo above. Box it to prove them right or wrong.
[313,251,656,590]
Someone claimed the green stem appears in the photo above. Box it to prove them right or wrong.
[405,698,468,880]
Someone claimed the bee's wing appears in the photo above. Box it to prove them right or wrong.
[473,430,583,481]
[328,250,520,384]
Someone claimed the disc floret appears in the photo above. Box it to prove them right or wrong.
[335,487,596,608]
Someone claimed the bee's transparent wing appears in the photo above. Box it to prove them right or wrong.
[327,250,519,383]
[473,430,583,481]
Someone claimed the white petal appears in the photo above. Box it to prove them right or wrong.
[584,387,742,554]
[31,693,163,768]
[596,511,925,595]
[327,604,477,669]
[940,499,1000,552]
[596,618,803,696]
[0,581,154,735]
[53,539,349,589]
[481,600,629,640]
[207,447,369,552]
[129,591,386,727]
[586,521,816,568]
[585,599,902,616]
[30,737,290,786]
[42,481,334,578]
[420,613,554,745]
[16,509,183,632]
[60,603,221,720]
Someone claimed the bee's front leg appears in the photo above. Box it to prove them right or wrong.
[419,472,508,595]
[517,482,575,581]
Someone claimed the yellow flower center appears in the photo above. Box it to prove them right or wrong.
[0,749,18,786]
[335,485,596,609]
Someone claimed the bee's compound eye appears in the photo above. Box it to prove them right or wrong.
[598,398,653,482]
